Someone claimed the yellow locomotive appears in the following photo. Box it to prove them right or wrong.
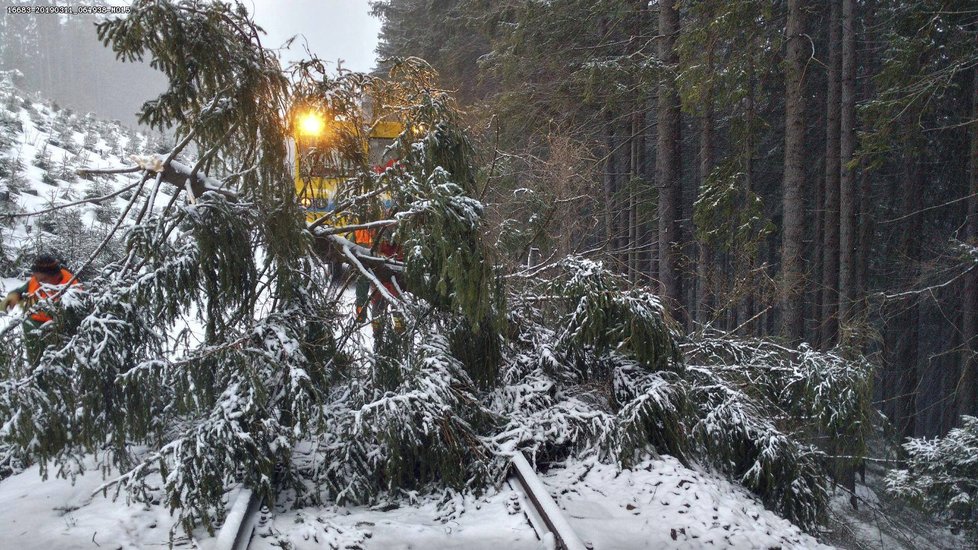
[292,101,407,331]
[292,105,403,222]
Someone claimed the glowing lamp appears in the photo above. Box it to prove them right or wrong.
[298,112,326,136]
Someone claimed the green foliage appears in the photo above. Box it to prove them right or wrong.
[860,0,978,165]
[693,160,772,256]
[887,416,978,542]
[613,365,691,464]
[684,336,876,531]
[396,165,495,324]
[308,322,498,505]
[292,59,503,375]
[97,0,304,295]
[675,0,780,117]
[183,193,258,340]
[508,259,875,533]
[547,256,681,373]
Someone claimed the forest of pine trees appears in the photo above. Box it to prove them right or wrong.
[370,0,978,440]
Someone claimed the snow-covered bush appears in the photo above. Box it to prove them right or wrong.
[85,179,121,225]
[685,336,874,528]
[887,416,978,541]
[503,259,873,532]
[83,130,98,151]
[50,111,78,152]
[33,144,52,171]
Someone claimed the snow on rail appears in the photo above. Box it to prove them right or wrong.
[510,452,587,550]
[212,487,262,550]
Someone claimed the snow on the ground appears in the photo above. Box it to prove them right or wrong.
[0,77,172,256]
[822,465,963,550]
[0,457,175,549]
[545,456,832,550]
[0,454,838,549]
[249,491,541,550]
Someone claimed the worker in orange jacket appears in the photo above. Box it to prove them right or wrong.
[353,222,404,333]
[1,253,81,364]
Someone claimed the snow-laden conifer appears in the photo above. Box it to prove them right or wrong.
[887,416,978,542]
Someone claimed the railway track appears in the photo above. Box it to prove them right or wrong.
[508,452,588,550]
[211,451,586,550]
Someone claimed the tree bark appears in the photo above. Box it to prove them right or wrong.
[959,68,978,421]
[619,118,632,272]
[781,0,807,343]
[646,97,659,285]
[696,45,716,327]
[604,107,618,256]
[894,159,923,439]
[822,0,842,350]
[624,116,636,280]
[738,41,759,336]
[839,0,858,333]
[657,0,684,322]
[630,111,643,283]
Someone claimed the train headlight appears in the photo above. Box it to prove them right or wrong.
[298,112,326,137]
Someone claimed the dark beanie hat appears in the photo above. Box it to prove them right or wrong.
[32,253,61,276]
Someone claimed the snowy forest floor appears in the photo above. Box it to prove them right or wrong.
[0,454,851,550]
[821,462,964,550]
[0,452,964,549]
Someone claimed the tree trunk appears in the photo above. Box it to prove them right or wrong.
[645,96,658,285]
[894,159,923,440]
[839,0,858,334]
[657,0,684,322]
[696,81,719,324]
[781,0,806,343]
[738,43,758,336]
[628,0,646,284]
[604,107,617,256]
[636,109,650,279]
[627,116,638,282]
[959,68,978,421]
[619,116,632,273]
[822,0,842,350]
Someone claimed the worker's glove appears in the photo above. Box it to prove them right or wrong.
[0,292,20,312]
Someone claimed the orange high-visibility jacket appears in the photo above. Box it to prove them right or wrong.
[25,269,79,324]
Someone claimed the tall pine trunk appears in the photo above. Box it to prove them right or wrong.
[625,116,636,281]
[856,6,875,330]
[839,0,858,334]
[738,42,759,336]
[630,111,645,284]
[781,0,807,342]
[696,41,716,327]
[657,0,683,322]
[604,107,617,256]
[959,68,978,420]
[645,96,658,284]
[822,0,842,350]
[895,159,923,439]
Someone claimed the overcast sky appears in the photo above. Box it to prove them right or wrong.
[247,0,382,73]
